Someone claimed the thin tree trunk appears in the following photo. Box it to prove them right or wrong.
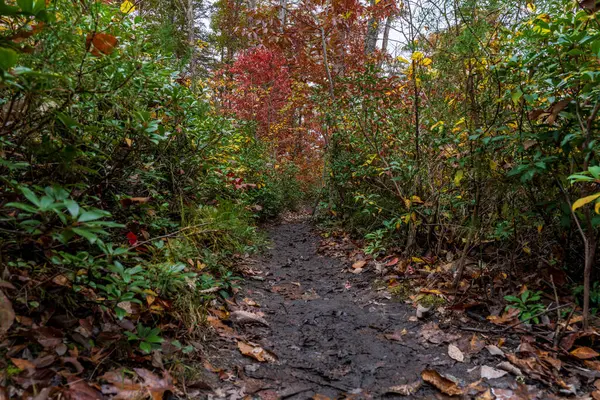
[365,0,379,54]
[381,14,393,54]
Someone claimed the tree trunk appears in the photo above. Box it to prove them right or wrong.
[365,0,379,54]
[381,14,393,54]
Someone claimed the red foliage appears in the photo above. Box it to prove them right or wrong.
[220,47,292,139]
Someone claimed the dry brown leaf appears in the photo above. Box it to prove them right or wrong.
[352,260,366,269]
[385,380,422,396]
[65,377,104,400]
[10,358,36,370]
[0,290,14,338]
[480,365,507,380]
[86,32,118,56]
[101,368,173,400]
[237,341,277,363]
[421,369,463,396]
[470,334,486,353]
[448,344,464,362]
[592,391,600,400]
[487,308,520,326]
[120,197,151,207]
[586,360,600,371]
[312,395,331,400]
[229,310,269,326]
[570,346,600,360]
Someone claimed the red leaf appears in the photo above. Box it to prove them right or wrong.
[126,232,138,246]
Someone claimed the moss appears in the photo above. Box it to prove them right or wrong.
[419,294,446,308]
[389,281,412,301]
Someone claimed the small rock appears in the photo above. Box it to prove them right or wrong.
[416,304,431,319]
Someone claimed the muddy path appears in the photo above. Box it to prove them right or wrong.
[202,218,520,399]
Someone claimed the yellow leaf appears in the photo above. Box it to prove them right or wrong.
[454,170,464,186]
[396,56,410,64]
[120,0,135,13]
[526,2,536,12]
[572,193,600,211]
[422,57,432,66]
[430,121,444,130]
[411,51,424,61]
[411,195,423,204]
[596,202,600,214]
[125,138,132,147]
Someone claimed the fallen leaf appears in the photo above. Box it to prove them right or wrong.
[497,361,522,376]
[385,257,399,267]
[588,361,600,371]
[65,377,104,400]
[243,298,259,307]
[448,344,464,362]
[592,391,600,400]
[571,346,600,360]
[481,365,508,380]
[486,345,505,357]
[384,329,407,342]
[101,368,173,400]
[352,260,366,269]
[229,310,269,326]
[120,197,150,207]
[470,334,486,353]
[0,290,14,338]
[487,308,520,326]
[11,358,36,370]
[385,380,422,396]
[237,341,277,363]
[421,369,463,396]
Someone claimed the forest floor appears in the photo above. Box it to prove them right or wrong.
[193,213,572,399]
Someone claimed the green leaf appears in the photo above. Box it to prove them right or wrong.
[5,202,37,213]
[16,0,33,13]
[78,210,110,222]
[19,186,40,207]
[0,47,18,71]
[145,335,163,344]
[63,200,80,218]
[115,306,127,320]
[511,89,523,105]
[0,0,20,15]
[589,166,600,180]
[72,228,98,243]
[56,112,79,130]
[139,341,152,353]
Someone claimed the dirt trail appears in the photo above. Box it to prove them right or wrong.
[205,218,515,399]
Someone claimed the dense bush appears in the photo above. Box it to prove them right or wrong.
[0,0,299,363]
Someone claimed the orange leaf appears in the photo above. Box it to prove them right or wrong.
[86,32,118,56]
[421,369,463,396]
[237,341,277,363]
[571,346,600,360]
[11,358,36,370]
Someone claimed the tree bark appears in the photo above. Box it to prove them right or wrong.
[381,14,394,54]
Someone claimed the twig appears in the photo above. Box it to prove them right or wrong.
[126,223,212,251]
[550,275,561,348]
